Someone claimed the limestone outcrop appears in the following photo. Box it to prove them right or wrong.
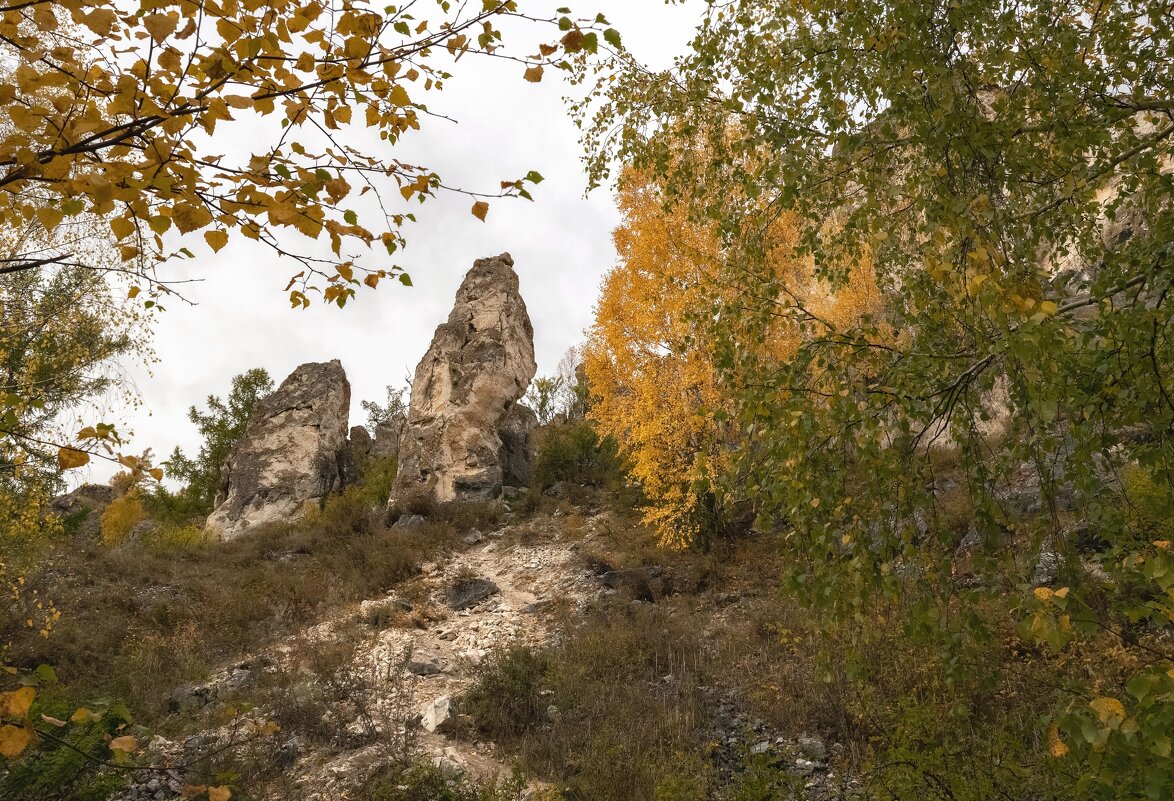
[49,483,117,540]
[370,414,406,461]
[339,425,372,487]
[390,253,537,511]
[498,402,537,488]
[206,360,351,539]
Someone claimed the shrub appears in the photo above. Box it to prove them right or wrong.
[532,420,620,490]
[357,455,398,507]
[356,762,526,801]
[463,645,551,737]
[99,492,146,546]
[140,522,212,554]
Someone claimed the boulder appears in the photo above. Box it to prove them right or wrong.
[48,483,117,539]
[206,360,351,540]
[498,402,538,488]
[370,414,406,461]
[390,253,537,511]
[444,576,499,610]
[420,695,457,734]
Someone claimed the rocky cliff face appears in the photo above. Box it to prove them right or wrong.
[390,253,537,511]
[206,360,351,540]
[498,402,537,488]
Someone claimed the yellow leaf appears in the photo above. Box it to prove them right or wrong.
[389,85,410,106]
[37,206,64,232]
[204,230,229,253]
[1053,586,1069,597]
[148,468,164,481]
[523,65,544,83]
[208,786,232,801]
[109,735,137,754]
[70,707,94,723]
[143,12,178,45]
[111,217,136,241]
[1047,724,1068,758]
[0,687,35,718]
[128,286,141,299]
[1155,540,1172,551]
[0,725,32,759]
[363,273,380,288]
[57,448,90,470]
[1033,587,1053,601]
[471,201,489,221]
[1089,697,1125,726]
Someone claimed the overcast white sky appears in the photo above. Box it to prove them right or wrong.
[82,1,702,484]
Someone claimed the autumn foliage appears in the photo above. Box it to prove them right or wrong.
[586,169,884,544]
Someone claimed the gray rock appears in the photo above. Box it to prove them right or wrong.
[445,577,499,610]
[499,402,538,487]
[48,483,117,540]
[1032,537,1063,586]
[463,529,484,545]
[392,514,426,530]
[340,425,373,486]
[206,360,351,540]
[371,414,407,461]
[390,253,537,511]
[275,735,304,767]
[798,733,828,761]
[420,694,457,734]
[407,654,443,676]
[501,485,526,501]
[126,519,159,543]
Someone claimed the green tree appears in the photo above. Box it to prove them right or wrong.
[583,1,1173,796]
[361,382,408,430]
[156,368,273,519]
[523,376,564,425]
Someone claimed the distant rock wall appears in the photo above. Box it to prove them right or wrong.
[390,253,537,511]
[206,360,351,540]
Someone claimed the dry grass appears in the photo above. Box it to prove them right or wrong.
[2,494,459,726]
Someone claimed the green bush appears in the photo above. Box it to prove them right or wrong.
[356,762,526,801]
[532,420,620,490]
[0,692,131,801]
[463,645,551,737]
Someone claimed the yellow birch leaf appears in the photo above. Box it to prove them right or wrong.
[37,206,64,232]
[523,65,543,82]
[109,735,137,754]
[0,687,35,718]
[1047,724,1068,758]
[128,286,141,299]
[143,12,178,45]
[1090,697,1125,726]
[208,786,232,801]
[0,725,32,758]
[57,448,90,470]
[389,85,410,106]
[111,217,136,240]
[204,230,229,252]
[471,201,489,221]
